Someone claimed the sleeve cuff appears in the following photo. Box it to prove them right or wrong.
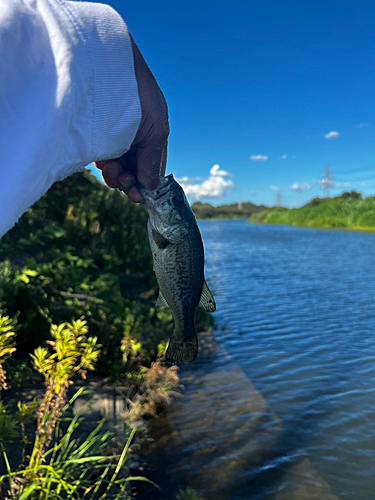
[61,0,141,161]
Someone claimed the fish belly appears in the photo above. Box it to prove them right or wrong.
[149,224,204,363]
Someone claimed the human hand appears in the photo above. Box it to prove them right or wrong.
[94,36,169,202]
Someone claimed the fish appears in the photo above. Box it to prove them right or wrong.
[137,174,216,364]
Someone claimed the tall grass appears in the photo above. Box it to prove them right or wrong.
[0,315,153,499]
[250,191,375,231]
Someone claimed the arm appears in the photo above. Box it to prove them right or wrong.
[0,0,168,237]
[94,35,169,202]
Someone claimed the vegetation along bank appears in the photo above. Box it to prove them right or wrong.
[250,191,375,231]
[191,201,265,220]
[0,170,211,499]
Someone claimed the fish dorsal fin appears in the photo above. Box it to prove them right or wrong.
[152,229,171,249]
[156,289,169,307]
[198,279,216,312]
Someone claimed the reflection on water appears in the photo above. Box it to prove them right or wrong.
[144,221,375,500]
[144,332,337,500]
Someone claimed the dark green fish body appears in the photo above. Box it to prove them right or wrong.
[137,174,216,363]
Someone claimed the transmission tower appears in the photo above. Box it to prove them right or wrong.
[276,189,282,207]
[320,165,333,197]
[238,199,242,211]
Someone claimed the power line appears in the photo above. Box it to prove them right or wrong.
[282,182,321,207]
[335,161,375,175]
[335,172,375,183]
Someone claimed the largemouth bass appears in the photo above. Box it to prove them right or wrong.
[137,174,216,364]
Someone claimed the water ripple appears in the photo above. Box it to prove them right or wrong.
[200,219,375,500]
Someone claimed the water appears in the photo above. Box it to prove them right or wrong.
[141,220,375,499]
[199,220,375,500]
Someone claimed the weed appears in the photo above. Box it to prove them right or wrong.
[0,315,154,499]
[0,316,16,393]
[176,487,203,500]
[124,361,182,428]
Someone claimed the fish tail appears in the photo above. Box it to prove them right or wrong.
[166,333,198,364]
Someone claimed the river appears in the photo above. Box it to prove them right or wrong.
[143,220,375,500]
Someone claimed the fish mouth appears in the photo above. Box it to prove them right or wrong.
[137,174,175,200]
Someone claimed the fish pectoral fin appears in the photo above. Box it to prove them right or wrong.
[198,279,216,312]
[155,289,169,307]
[152,229,171,249]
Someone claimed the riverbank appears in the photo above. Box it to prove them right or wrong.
[0,330,213,500]
[192,201,265,220]
[249,191,375,231]
[138,329,338,500]
[0,170,212,498]
[2,329,338,499]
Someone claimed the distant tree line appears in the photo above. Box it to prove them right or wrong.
[192,201,266,220]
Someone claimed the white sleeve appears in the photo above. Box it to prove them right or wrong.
[0,0,141,237]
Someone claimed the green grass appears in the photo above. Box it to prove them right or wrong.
[249,191,375,231]
[0,315,156,500]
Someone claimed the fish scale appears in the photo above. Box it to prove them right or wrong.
[137,174,216,363]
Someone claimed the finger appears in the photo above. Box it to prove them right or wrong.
[101,161,122,188]
[127,185,144,203]
[160,141,168,177]
[136,139,168,191]
[118,171,144,202]
[93,160,111,170]
[118,171,137,191]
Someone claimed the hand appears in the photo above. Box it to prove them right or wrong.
[94,36,169,202]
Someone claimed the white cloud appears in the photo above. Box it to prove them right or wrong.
[356,123,370,128]
[209,164,232,177]
[361,182,366,186]
[269,186,281,191]
[334,182,350,189]
[177,164,234,202]
[325,130,340,139]
[280,154,287,160]
[289,182,311,192]
[178,175,210,185]
[291,155,297,159]
[250,154,268,162]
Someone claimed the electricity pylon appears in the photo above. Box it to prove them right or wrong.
[276,189,282,207]
[320,165,333,197]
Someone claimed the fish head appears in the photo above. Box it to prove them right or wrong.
[137,174,192,233]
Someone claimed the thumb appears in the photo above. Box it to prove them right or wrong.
[136,139,168,191]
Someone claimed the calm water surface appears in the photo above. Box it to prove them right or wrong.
[200,219,375,500]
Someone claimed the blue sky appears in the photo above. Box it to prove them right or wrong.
[91,0,375,207]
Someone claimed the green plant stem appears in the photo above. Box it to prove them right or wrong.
[101,428,136,498]
[1,445,12,497]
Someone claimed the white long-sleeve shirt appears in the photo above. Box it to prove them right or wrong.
[0,0,141,237]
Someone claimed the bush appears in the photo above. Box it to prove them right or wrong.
[249,191,375,231]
